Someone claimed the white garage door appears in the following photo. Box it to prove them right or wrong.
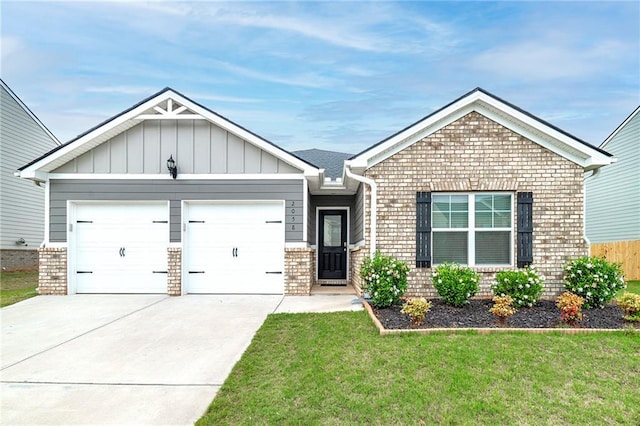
[185,201,284,294]
[73,203,169,293]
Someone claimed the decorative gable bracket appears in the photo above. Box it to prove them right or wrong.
[135,98,205,120]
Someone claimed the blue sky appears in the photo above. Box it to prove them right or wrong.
[2,1,639,154]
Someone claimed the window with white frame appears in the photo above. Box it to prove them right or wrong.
[432,193,513,265]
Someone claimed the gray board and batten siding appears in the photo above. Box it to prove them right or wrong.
[49,179,304,243]
[53,120,302,175]
[586,110,640,243]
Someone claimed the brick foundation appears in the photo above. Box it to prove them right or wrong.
[284,247,315,295]
[1,249,39,271]
[38,247,67,295]
[356,111,587,299]
[349,245,368,294]
[168,247,181,295]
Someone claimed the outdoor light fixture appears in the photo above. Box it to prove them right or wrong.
[167,155,177,179]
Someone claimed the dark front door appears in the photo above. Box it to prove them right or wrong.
[318,210,347,280]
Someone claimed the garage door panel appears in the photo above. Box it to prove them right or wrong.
[73,203,168,294]
[185,202,284,294]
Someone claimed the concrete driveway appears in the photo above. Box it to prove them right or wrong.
[0,294,284,425]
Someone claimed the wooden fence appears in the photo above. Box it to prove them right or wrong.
[590,240,640,281]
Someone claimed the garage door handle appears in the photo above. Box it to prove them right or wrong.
[266,220,282,223]
[77,271,93,274]
[265,271,283,274]
[152,271,168,274]
[189,271,205,274]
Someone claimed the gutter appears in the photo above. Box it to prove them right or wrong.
[345,166,376,257]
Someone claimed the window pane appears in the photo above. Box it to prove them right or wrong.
[450,212,468,228]
[475,211,493,228]
[450,195,468,211]
[433,211,449,228]
[433,231,468,264]
[494,211,511,227]
[433,195,449,214]
[323,215,342,247]
[475,231,510,264]
[475,195,492,211]
[494,195,511,211]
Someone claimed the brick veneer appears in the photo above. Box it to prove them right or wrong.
[284,247,315,295]
[167,247,181,295]
[349,245,367,294]
[1,249,39,271]
[38,247,67,295]
[355,111,587,298]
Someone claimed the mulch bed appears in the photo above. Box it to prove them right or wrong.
[371,299,639,330]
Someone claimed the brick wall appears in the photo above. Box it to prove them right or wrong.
[284,247,315,295]
[38,247,67,295]
[1,249,39,271]
[349,245,368,294]
[357,111,587,298]
[167,247,181,295]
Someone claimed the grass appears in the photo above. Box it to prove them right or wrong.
[0,271,38,308]
[198,311,639,425]
[622,280,640,295]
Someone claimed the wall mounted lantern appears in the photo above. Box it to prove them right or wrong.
[167,155,177,179]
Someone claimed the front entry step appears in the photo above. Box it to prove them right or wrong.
[317,279,348,287]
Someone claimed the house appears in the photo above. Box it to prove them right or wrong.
[18,87,613,296]
[586,106,640,280]
[1,79,60,271]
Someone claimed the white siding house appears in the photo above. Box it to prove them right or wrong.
[586,106,640,279]
[0,79,60,270]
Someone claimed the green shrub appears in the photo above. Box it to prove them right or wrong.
[492,267,544,308]
[401,297,432,325]
[617,292,640,322]
[432,263,480,307]
[564,256,625,308]
[360,251,409,308]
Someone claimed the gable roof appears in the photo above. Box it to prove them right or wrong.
[293,149,353,179]
[0,79,60,146]
[600,105,640,149]
[348,87,614,172]
[18,87,319,181]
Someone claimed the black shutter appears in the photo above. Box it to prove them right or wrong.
[416,192,431,268]
[517,192,533,268]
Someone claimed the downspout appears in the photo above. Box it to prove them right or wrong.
[582,167,601,250]
[345,167,376,257]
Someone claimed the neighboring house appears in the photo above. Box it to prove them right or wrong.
[586,106,640,280]
[0,79,60,271]
[18,87,613,296]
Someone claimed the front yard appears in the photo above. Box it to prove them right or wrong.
[198,311,639,425]
[0,271,38,307]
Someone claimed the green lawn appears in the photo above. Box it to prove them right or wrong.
[623,280,640,295]
[0,271,38,308]
[198,311,639,425]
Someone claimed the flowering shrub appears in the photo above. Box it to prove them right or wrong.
[432,263,480,307]
[492,267,544,308]
[616,292,640,322]
[556,292,584,324]
[564,256,625,308]
[489,295,517,321]
[401,297,432,326]
[360,251,409,308]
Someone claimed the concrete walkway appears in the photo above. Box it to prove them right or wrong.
[0,294,362,425]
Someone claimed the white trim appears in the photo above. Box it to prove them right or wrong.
[47,173,306,180]
[302,178,309,243]
[350,90,613,171]
[316,206,350,281]
[42,242,67,248]
[285,242,310,249]
[44,180,51,245]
